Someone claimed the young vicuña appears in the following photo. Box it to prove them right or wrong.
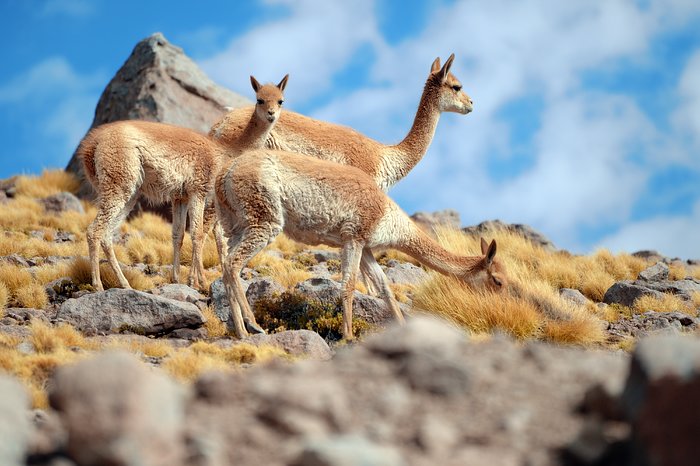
[78,74,289,291]
[215,150,507,339]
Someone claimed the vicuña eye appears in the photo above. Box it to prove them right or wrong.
[256,98,264,105]
[278,100,284,105]
[452,85,462,92]
[492,277,502,287]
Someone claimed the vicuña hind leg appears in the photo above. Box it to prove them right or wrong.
[340,241,364,340]
[360,248,405,325]
[88,192,138,290]
[187,195,207,290]
[171,199,188,285]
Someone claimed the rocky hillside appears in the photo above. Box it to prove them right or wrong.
[1,33,699,466]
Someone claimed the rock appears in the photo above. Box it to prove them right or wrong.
[294,277,406,326]
[0,324,32,340]
[209,277,251,329]
[606,311,699,340]
[167,327,208,341]
[410,209,461,233]
[53,230,76,242]
[56,288,205,335]
[0,253,30,267]
[383,260,428,286]
[620,335,700,466]
[637,262,670,282]
[560,288,590,307]
[290,435,405,466]
[463,219,557,251]
[246,329,333,360]
[28,409,67,458]
[307,249,340,263]
[602,281,664,307]
[0,375,31,466]
[45,277,79,304]
[151,283,205,304]
[246,277,285,310]
[66,33,249,203]
[604,279,700,307]
[40,192,84,214]
[2,307,47,324]
[49,352,185,466]
[632,250,666,262]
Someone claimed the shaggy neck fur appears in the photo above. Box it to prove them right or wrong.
[394,222,484,279]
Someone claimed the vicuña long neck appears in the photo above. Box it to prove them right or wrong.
[390,86,441,181]
[394,225,482,279]
[236,113,273,151]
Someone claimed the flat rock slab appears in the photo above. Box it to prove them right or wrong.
[245,330,333,361]
[56,289,205,335]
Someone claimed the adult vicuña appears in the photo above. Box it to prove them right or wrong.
[209,54,471,296]
[78,74,289,292]
[215,150,507,339]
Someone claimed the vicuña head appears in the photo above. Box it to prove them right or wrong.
[426,53,473,115]
[468,238,508,292]
[251,74,288,123]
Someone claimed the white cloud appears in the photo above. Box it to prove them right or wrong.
[199,0,384,103]
[40,0,94,17]
[672,49,700,148]
[0,56,102,103]
[0,56,103,166]
[597,201,700,259]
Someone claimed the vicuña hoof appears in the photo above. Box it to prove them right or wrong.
[245,320,266,335]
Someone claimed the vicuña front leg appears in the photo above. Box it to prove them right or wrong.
[224,226,270,336]
[187,195,207,290]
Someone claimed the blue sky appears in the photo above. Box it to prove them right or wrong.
[1,0,699,258]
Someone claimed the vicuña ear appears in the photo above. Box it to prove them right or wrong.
[486,239,497,266]
[480,237,488,255]
[439,53,455,82]
[277,74,289,92]
[250,76,262,93]
[431,57,441,73]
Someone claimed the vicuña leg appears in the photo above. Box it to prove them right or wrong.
[340,240,364,340]
[187,195,207,290]
[87,190,138,291]
[223,225,271,336]
[171,198,188,285]
[360,248,406,325]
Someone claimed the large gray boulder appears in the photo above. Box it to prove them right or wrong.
[603,278,700,307]
[49,352,185,466]
[463,219,557,251]
[0,376,31,466]
[56,288,205,335]
[66,33,249,200]
[410,209,461,233]
[40,192,84,214]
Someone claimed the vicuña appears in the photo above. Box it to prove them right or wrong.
[78,74,289,292]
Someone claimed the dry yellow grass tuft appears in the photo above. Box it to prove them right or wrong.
[633,293,696,315]
[66,256,154,291]
[249,251,312,289]
[0,263,48,308]
[0,281,8,312]
[202,306,227,338]
[162,341,288,382]
[412,227,610,344]
[14,169,80,198]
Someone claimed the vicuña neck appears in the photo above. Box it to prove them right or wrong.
[395,226,481,279]
[390,85,441,181]
[237,113,273,151]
